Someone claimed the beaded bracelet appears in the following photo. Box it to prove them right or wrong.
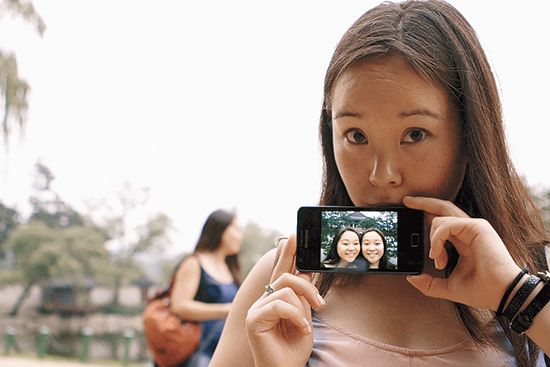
[497,267,528,315]
[502,274,541,321]
[510,272,550,334]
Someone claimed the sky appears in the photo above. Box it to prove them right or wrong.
[1,0,549,256]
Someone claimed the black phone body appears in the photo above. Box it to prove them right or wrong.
[296,206,424,274]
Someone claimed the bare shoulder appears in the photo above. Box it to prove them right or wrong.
[210,247,278,367]
[175,254,200,279]
[170,255,201,306]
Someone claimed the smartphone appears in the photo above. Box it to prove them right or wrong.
[296,206,424,274]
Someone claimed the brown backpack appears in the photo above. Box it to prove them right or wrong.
[143,256,202,367]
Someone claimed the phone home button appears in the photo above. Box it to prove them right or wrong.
[410,233,420,247]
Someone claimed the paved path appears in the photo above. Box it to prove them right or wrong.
[0,356,149,367]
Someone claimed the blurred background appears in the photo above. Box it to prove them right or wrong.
[1,0,549,365]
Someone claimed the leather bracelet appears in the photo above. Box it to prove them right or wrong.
[502,275,541,321]
[510,280,550,334]
[497,267,528,315]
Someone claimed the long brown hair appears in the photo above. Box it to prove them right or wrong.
[317,1,548,365]
[194,209,242,285]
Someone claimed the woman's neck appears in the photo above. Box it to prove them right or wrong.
[317,274,469,349]
[197,250,227,264]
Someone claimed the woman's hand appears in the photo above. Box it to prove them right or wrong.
[403,196,522,311]
[245,234,325,367]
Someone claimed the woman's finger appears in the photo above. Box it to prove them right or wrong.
[403,196,469,218]
[406,273,453,301]
[271,234,297,282]
[262,272,325,309]
[247,299,312,336]
[254,286,309,312]
[428,217,452,269]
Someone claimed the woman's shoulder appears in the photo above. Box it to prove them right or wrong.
[175,254,201,277]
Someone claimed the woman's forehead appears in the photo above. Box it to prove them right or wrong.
[363,231,382,240]
[331,55,452,117]
[341,230,359,238]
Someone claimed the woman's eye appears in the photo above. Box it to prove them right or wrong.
[344,129,368,144]
[403,128,428,143]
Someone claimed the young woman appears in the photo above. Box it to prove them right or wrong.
[211,1,550,366]
[360,228,387,270]
[321,227,361,269]
[169,209,243,367]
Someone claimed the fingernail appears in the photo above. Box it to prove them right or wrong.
[434,258,440,269]
[316,294,326,307]
[429,248,433,259]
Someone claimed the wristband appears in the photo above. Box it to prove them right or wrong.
[510,278,550,334]
[497,267,528,315]
[502,275,541,321]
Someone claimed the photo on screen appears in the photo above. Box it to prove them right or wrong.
[320,210,398,270]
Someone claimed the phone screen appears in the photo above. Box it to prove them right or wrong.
[296,206,424,274]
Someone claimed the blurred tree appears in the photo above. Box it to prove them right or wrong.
[90,183,173,306]
[4,221,109,316]
[157,221,281,286]
[0,0,45,146]
[239,222,281,276]
[0,201,20,260]
[29,161,85,228]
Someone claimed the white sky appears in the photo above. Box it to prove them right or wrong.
[1,1,549,256]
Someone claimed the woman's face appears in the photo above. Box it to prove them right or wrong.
[361,231,384,268]
[336,230,360,264]
[330,55,467,206]
[220,218,243,255]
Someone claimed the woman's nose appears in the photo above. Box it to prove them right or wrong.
[368,153,402,187]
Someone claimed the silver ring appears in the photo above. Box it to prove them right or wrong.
[264,284,275,295]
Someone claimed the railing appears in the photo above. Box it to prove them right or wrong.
[2,325,144,366]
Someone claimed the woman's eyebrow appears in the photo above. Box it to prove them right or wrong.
[333,110,362,120]
[398,109,442,121]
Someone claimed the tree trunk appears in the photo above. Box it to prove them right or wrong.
[111,277,120,306]
[9,282,34,316]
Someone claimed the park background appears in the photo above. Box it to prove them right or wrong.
[1,0,549,365]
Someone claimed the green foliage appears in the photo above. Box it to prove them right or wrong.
[90,183,173,304]
[6,221,110,284]
[0,201,20,258]
[0,50,29,147]
[1,0,46,35]
[96,303,144,315]
[0,0,45,147]
[29,162,85,229]
[4,219,111,315]
[158,256,185,285]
